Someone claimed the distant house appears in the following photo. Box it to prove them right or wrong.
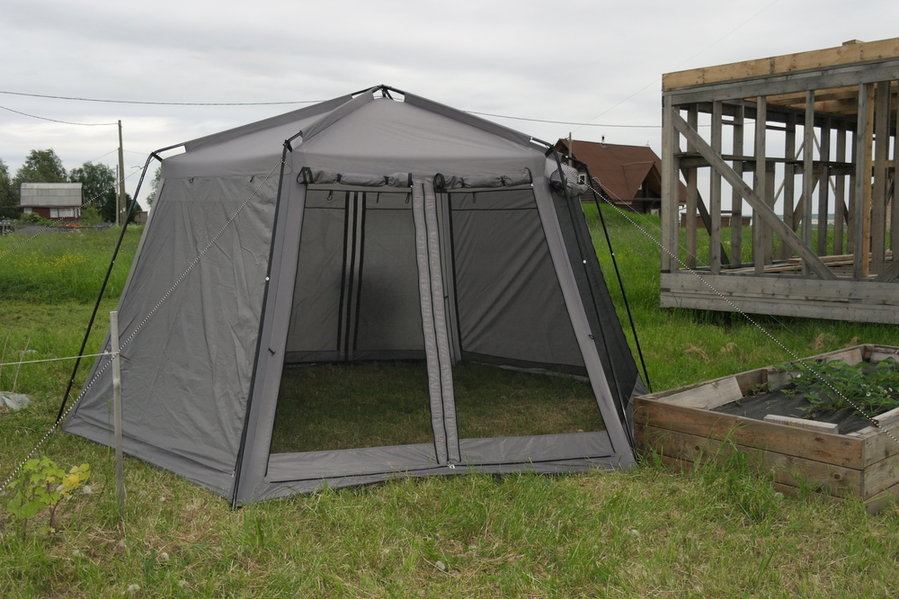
[555,139,683,214]
[19,182,82,221]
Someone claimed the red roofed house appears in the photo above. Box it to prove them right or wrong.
[555,139,683,214]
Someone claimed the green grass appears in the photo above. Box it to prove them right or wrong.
[1,214,898,598]
[271,362,599,452]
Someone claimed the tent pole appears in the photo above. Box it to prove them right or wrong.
[581,163,653,393]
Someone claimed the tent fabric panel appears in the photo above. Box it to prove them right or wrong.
[244,433,622,504]
[458,431,614,465]
[65,175,277,482]
[231,177,307,505]
[293,99,545,179]
[266,443,438,482]
[449,189,584,369]
[354,193,425,354]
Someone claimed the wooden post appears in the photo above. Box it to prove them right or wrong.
[110,311,125,519]
[686,106,698,269]
[854,84,875,278]
[893,84,899,263]
[753,97,767,273]
[661,95,679,273]
[117,121,126,228]
[817,119,830,256]
[834,124,847,255]
[710,101,723,274]
[802,91,816,274]
[731,105,744,266]
[871,82,890,274]
[779,113,796,260]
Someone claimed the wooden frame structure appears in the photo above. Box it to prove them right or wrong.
[660,38,898,324]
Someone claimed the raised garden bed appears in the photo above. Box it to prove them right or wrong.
[634,344,899,514]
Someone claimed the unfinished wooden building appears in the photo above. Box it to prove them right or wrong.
[660,38,898,325]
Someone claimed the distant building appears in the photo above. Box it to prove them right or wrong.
[19,182,82,220]
[555,139,684,214]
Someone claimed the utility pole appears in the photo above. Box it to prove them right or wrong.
[117,120,126,227]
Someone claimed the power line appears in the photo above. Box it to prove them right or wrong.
[0,103,116,126]
[467,110,659,128]
[0,90,321,107]
[1,89,663,129]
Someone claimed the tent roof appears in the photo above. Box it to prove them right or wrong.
[162,86,551,180]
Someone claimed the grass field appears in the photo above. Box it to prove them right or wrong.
[1,212,898,598]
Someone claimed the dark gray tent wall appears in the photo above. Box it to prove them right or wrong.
[64,86,644,505]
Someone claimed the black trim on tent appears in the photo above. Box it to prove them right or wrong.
[231,145,292,508]
[351,193,368,355]
[548,150,637,446]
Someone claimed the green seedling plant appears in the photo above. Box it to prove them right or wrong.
[3,457,90,537]
[779,359,899,418]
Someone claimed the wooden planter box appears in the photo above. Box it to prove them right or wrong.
[634,344,899,514]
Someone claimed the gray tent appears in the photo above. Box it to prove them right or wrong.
[65,86,644,505]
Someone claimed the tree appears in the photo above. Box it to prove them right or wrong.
[68,162,116,211]
[69,161,141,224]
[0,159,15,219]
[143,166,161,207]
[12,149,67,203]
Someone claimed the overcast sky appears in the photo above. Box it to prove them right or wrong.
[1,0,896,201]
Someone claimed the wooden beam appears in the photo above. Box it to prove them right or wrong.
[872,81,890,274]
[779,113,797,260]
[661,96,679,273]
[731,106,745,267]
[817,119,831,256]
[663,37,899,91]
[670,112,837,280]
[754,97,768,273]
[803,91,816,271]
[710,101,723,274]
[834,125,847,254]
[893,83,899,266]
[686,107,699,269]
[854,84,875,278]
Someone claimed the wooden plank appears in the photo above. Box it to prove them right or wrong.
[754,96,767,273]
[862,451,899,498]
[817,120,831,256]
[834,125,847,254]
[710,100,723,274]
[662,38,899,91]
[653,377,743,410]
[860,419,899,467]
[633,399,865,468]
[731,105,745,267]
[661,96,679,273]
[873,406,899,427]
[685,106,699,270]
[854,83,875,278]
[871,81,890,274]
[636,423,862,497]
[779,113,797,260]
[671,112,837,280]
[666,61,899,106]
[803,91,816,271]
[660,272,899,302]
[862,479,899,514]
[763,414,840,433]
[893,89,899,266]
